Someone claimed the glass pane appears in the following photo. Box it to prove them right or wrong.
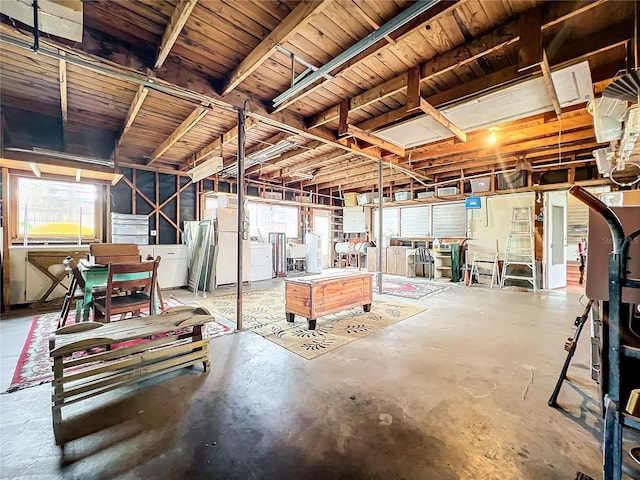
[18,177,97,239]
[552,205,564,265]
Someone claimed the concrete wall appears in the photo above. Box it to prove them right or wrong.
[467,192,535,258]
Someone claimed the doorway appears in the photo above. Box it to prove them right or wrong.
[312,210,330,268]
[544,190,567,289]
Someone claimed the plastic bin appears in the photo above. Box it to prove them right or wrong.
[437,186,460,196]
[470,177,491,192]
[357,193,372,205]
[344,193,358,206]
[394,191,412,201]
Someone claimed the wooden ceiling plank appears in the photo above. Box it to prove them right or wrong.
[148,106,209,164]
[221,0,331,95]
[540,50,561,118]
[306,0,606,129]
[154,0,199,70]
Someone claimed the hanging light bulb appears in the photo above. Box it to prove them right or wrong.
[488,128,497,144]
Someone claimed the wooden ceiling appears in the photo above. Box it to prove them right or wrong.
[0,0,636,196]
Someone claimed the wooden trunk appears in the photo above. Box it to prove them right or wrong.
[285,272,373,330]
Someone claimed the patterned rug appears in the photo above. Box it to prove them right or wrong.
[373,277,450,300]
[4,297,231,393]
[194,288,427,359]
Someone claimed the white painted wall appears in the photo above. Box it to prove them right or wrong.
[467,192,535,258]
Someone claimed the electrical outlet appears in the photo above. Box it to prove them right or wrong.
[150,230,157,236]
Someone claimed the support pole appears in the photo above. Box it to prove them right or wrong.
[377,159,383,294]
[236,105,247,331]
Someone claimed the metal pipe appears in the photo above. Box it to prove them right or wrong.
[236,104,247,331]
[272,0,441,107]
[377,159,383,294]
[31,0,39,52]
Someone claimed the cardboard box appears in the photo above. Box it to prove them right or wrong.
[344,193,358,206]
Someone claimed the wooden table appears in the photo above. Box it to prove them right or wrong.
[49,305,215,442]
[78,260,161,322]
[285,272,373,330]
[26,250,86,309]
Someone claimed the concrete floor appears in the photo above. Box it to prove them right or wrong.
[0,276,635,479]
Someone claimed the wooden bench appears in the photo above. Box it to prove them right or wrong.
[284,272,373,330]
[48,306,215,442]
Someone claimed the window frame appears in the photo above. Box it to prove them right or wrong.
[9,173,104,244]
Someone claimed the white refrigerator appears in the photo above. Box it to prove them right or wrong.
[214,207,251,288]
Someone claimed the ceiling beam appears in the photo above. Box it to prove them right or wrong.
[148,105,208,164]
[306,0,607,129]
[273,0,458,111]
[356,23,631,133]
[154,0,198,70]
[347,125,405,157]
[58,51,68,148]
[187,117,258,167]
[116,85,148,148]
[221,0,330,95]
[261,151,353,179]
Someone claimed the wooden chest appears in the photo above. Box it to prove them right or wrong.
[284,272,373,330]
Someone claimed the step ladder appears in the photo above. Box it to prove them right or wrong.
[500,207,537,291]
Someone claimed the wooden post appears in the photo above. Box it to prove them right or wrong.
[2,167,10,313]
[155,171,160,245]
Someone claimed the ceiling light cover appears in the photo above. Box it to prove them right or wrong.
[187,156,223,182]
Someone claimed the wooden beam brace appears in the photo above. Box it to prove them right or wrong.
[406,66,420,112]
[149,106,208,164]
[221,0,330,94]
[540,50,561,118]
[154,0,198,70]
[518,8,543,72]
[58,51,68,148]
[347,125,405,157]
[338,100,349,137]
[418,97,466,143]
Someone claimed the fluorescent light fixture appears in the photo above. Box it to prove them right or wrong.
[221,140,297,178]
[6,147,115,167]
[187,156,223,183]
[28,162,41,177]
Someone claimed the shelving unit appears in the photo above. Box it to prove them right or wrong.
[433,249,452,280]
[330,209,343,267]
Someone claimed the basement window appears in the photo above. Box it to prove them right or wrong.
[10,176,102,244]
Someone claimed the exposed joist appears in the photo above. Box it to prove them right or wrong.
[117,85,149,147]
[221,0,331,95]
[347,125,406,157]
[262,151,353,180]
[306,0,607,129]
[148,105,208,164]
[154,0,198,70]
[540,50,561,118]
[189,117,258,167]
[418,97,466,143]
[58,51,68,148]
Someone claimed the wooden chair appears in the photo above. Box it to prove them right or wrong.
[413,247,434,280]
[89,243,141,265]
[59,257,109,328]
[92,257,160,323]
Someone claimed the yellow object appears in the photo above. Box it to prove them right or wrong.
[344,193,358,206]
[627,389,640,416]
[27,223,94,236]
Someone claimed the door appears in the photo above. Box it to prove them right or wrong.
[544,190,567,289]
[313,210,330,268]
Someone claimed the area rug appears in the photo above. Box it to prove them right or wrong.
[373,277,450,300]
[5,297,231,393]
[194,288,426,360]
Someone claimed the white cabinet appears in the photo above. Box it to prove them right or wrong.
[250,242,273,282]
[343,206,370,233]
[140,244,188,289]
